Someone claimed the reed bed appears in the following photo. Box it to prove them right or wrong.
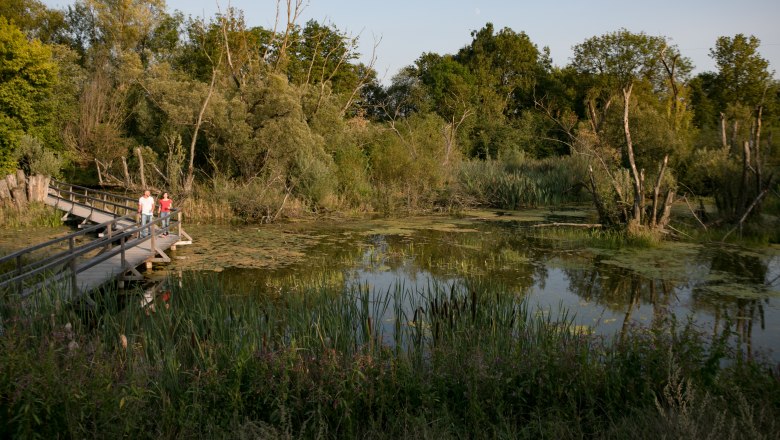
[458,156,589,209]
[0,275,777,439]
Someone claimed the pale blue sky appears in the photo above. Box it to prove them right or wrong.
[42,0,780,83]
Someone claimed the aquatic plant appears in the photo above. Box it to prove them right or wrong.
[0,274,777,438]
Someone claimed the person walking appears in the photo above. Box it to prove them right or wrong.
[138,190,154,238]
[158,192,173,236]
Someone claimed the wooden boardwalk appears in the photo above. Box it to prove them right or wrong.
[0,180,191,299]
[46,194,137,230]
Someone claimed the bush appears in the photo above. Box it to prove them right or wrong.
[14,135,65,178]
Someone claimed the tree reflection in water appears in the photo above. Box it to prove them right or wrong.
[561,246,777,360]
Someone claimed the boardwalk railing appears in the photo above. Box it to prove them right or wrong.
[0,208,185,298]
[48,179,140,224]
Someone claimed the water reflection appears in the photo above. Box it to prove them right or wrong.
[182,217,780,362]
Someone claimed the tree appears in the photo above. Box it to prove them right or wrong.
[710,34,772,109]
[81,0,166,56]
[572,29,689,230]
[691,35,777,226]
[412,53,475,163]
[0,0,68,44]
[0,18,58,175]
[456,23,541,115]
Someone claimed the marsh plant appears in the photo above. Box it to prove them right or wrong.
[0,275,778,439]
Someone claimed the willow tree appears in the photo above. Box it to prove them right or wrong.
[572,29,690,232]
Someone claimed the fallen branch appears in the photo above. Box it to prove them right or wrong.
[665,224,693,240]
[722,188,768,241]
[531,222,603,228]
[681,195,707,230]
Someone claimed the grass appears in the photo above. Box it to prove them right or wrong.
[531,227,661,250]
[458,156,589,210]
[0,202,63,229]
[1,275,778,439]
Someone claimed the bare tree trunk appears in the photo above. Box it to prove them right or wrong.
[95,159,104,185]
[184,65,218,195]
[650,155,669,229]
[122,156,131,187]
[731,120,739,152]
[588,166,611,225]
[657,190,675,229]
[135,147,146,190]
[622,84,642,225]
[660,46,680,125]
[720,112,728,149]
[737,140,751,216]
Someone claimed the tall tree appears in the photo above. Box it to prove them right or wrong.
[0,18,58,175]
[572,29,687,230]
[710,34,772,110]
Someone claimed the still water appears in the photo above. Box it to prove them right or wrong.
[170,209,780,362]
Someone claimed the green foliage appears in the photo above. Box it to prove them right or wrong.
[710,34,773,109]
[572,28,689,91]
[0,0,68,44]
[0,18,59,175]
[369,113,453,211]
[459,153,588,209]
[0,201,63,228]
[0,276,777,438]
[456,23,542,112]
[3,0,776,225]
[14,135,65,177]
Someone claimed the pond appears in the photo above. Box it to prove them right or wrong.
[164,208,780,363]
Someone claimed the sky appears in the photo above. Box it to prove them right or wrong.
[41,0,780,84]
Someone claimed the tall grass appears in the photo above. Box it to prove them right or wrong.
[1,275,777,438]
[458,155,589,209]
[0,202,63,228]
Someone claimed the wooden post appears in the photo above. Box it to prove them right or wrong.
[146,223,155,269]
[69,236,78,298]
[135,147,146,190]
[120,235,126,268]
[150,223,156,253]
[177,211,182,237]
[15,255,22,295]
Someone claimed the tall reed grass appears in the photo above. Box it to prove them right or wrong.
[458,155,589,209]
[0,275,777,438]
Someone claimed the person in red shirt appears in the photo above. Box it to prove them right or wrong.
[158,192,173,236]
